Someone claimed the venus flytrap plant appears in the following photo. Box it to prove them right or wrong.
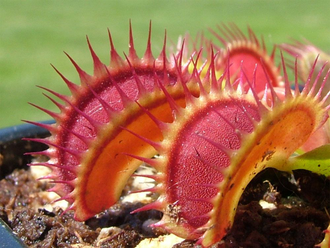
[25,23,193,221]
[281,39,330,97]
[184,24,282,93]
[210,23,283,93]
[26,24,330,247]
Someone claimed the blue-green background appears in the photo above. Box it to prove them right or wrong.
[1,0,330,128]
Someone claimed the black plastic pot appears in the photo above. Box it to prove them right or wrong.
[0,218,27,248]
[0,121,53,178]
[0,121,54,248]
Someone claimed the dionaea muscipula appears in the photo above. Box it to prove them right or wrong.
[26,23,330,247]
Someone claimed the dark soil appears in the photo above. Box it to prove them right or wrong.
[0,166,329,248]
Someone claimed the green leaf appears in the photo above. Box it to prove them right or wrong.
[284,144,330,177]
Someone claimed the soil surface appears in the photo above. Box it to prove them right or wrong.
[0,166,329,247]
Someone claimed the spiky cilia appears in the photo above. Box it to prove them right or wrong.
[281,40,330,154]
[27,24,330,247]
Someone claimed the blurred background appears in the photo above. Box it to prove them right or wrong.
[1,0,330,128]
